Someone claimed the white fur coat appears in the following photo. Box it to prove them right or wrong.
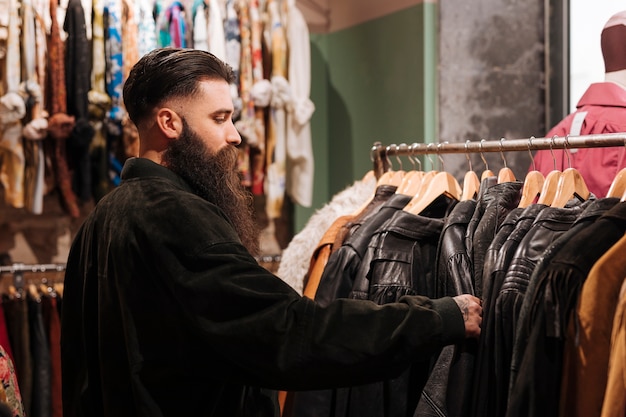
[277,176,376,294]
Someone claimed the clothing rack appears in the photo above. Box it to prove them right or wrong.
[0,263,66,291]
[370,133,626,178]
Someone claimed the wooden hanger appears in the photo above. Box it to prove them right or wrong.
[518,137,544,208]
[497,167,516,183]
[376,169,405,187]
[403,171,461,215]
[536,170,561,206]
[350,168,405,216]
[550,138,590,208]
[607,167,626,198]
[535,136,561,206]
[461,170,481,201]
[461,140,480,201]
[396,171,425,196]
[518,170,544,208]
[497,138,516,183]
[54,282,64,298]
[550,167,590,208]
[479,139,496,180]
[28,283,41,302]
[396,152,426,196]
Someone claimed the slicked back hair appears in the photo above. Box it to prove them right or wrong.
[123,48,236,126]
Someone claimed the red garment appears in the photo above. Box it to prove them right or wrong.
[532,82,626,198]
[0,303,14,365]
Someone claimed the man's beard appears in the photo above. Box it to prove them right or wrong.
[162,121,259,255]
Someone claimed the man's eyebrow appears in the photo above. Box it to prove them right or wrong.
[210,108,234,115]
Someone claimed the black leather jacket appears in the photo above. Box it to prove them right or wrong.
[466,181,523,298]
[470,204,546,417]
[507,198,624,417]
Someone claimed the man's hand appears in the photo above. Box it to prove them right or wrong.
[452,294,482,338]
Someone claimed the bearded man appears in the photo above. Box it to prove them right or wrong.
[60,47,481,417]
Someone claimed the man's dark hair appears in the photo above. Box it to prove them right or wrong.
[123,48,236,125]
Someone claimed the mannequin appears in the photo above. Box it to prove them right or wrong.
[532,10,626,198]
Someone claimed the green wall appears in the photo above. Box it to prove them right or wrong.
[294,3,437,231]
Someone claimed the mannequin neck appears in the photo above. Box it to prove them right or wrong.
[605,69,626,89]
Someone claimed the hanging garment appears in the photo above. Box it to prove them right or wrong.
[28,293,51,417]
[64,0,90,120]
[103,0,125,130]
[277,176,375,294]
[435,199,478,298]
[494,200,590,416]
[466,180,523,299]
[285,185,398,417]
[0,0,25,209]
[0,92,26,209]
[533,83,626,198]
[0,0,8,98]
[207,0,226,60]
[285,0,315,207]
[0,344,24,417]
[506,201,626,417]
[121,0,139,80]
[264,0,289,218]
[341,198,453,417]
[559,225,626,417]
[249,0,266,153]
[471,204,546,417]
[601,276,626,417]
[301,215,352,298]
[223,0,241,117]
[48,0,80,217]
[191,0,208,51]
[42,295,62,417]
[20,0,47,216]
[416,199,479,417]
[332,184,401,252]
[65,0,95,203]
[91,0,106,94]
[313,185,401,306]
[135,0,157,57]
[2,296,32,417]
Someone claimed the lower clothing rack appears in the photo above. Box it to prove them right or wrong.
[0,263,66,291]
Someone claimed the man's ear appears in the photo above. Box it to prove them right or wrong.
[155,108,182,139]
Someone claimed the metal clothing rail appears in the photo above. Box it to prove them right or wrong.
[0,263,66,291]
[370,133,626,178]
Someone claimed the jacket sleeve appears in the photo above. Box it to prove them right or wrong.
[171,238,466,391]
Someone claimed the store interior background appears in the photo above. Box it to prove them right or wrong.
[0,0,623,266]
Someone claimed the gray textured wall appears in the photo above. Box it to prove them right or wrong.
[439,0,546,180]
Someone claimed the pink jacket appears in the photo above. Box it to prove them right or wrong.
[532,82,626,197]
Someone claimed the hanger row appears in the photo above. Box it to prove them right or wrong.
[370,133,626,179]
[0,263,66,274]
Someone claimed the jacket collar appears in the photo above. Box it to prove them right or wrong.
[120,157,195,194]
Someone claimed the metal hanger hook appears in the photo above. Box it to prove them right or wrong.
[426,143,435,169]
[550,136,557,171]
[437,142,446,171]
[410,143,422,171]
[479,139,489,171]
[465,140,473,171]
[564,135,572,169]
[528,136,536,171]
[499,138,508,168]
[385,145,395,171]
